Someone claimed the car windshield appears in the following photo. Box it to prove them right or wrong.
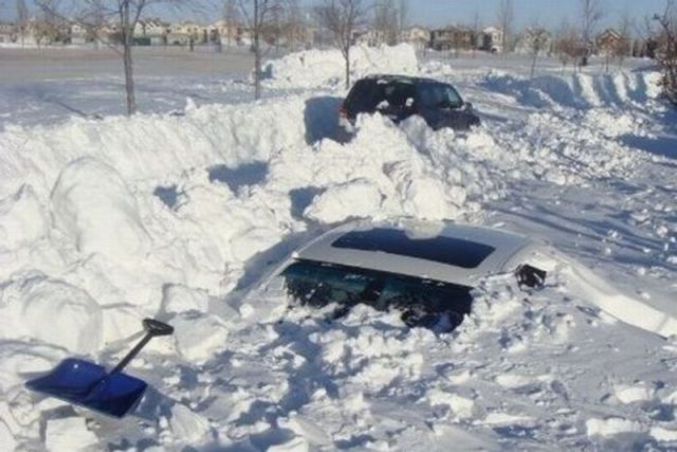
[281,259,473,331]
[418,83,464,109]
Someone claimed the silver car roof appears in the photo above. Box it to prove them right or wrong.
[293,220,540,287]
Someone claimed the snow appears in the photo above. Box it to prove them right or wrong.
[45,417,99,451]
[263,44,419,89]
[0,45,676,450]
[51,157,151,262]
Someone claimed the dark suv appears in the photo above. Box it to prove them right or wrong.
[339,75,480,132]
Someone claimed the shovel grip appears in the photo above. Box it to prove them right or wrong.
[110,318,173,374]
[143,318,174,336]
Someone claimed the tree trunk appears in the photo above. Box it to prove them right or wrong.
[254,42,262,99]
[530,53,537,78]
[122,2,136,115]
[253,0,262,100]
[123,40,136,115]
[345,46,350,90]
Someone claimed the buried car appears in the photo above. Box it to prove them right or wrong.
[339,75,481,133]
[259,221,546,332]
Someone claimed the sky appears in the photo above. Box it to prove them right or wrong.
[401,0,667,29]
[0,0,670,31]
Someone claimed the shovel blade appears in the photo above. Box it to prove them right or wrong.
[26,358,147,418]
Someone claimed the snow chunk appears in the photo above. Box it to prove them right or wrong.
[172,313,229,364]
[426,389,475,418]
[0,421,16,451]
[278,415,331,447]
[162,284,210,315]
[613,383,655,404]
[45,417,98,452]
[51,157,149,262]
[267,436,310,452]
[651,426,677,442]
[0,185,47,250]
[586,417,644,437]
[0,274,103,355]
[304,179,382,223]
[170,404,211,444]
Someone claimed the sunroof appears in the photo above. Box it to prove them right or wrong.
[331,228,495,269]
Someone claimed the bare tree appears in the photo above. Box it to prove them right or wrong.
[554,18,585,72]
[16,0,29,46]
[38,0,180,116]
[471,11,481,57]
[654,0,677,105]
[373,0,398,45]
[614,11,633,69]
[223,0,240,47]
[497,0,514,54]
[238,0,276,99]
[397,0,408,39]
[579,0,603,66]
[315,0,368,89]
[526,24,549,78]
[282,0,306,50]
[34,0,66,46]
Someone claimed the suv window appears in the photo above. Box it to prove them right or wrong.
[281,259,472,331]
[418,83,464,109]
[346,79,417,113]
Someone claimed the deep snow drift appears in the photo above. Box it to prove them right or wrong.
[0,44,676,450]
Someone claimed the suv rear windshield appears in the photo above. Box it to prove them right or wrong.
[281,259,473,331]
[331,228,495,269]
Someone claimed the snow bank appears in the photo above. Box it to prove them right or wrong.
[482,70,661,110]
[263,44,419,89]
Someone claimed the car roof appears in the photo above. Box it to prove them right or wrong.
[359,74,447,85]
[293,220,540,287]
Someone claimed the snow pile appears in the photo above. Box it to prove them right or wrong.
[482,70,662,110]
[263,44,419,89]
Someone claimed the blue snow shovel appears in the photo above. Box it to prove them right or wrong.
[26,318,173,418]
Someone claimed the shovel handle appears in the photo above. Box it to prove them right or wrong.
[110,318,173,375]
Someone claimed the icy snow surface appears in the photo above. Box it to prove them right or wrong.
[0,45,676,450]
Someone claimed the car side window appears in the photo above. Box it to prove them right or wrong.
[418,83,463,109]
[384,83,417,109]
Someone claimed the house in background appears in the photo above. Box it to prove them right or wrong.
[400,26,430,50]
[354,29,386,47]
[596,28,623,56]
[430,26,476,51]
[69,22,88,45]
[0,22,17,44]
[138,19,170,46]
[480,26,503,53]
[210,19,245,46]
[515,27,552,55]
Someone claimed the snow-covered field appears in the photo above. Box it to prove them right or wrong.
[0,44,676,451]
